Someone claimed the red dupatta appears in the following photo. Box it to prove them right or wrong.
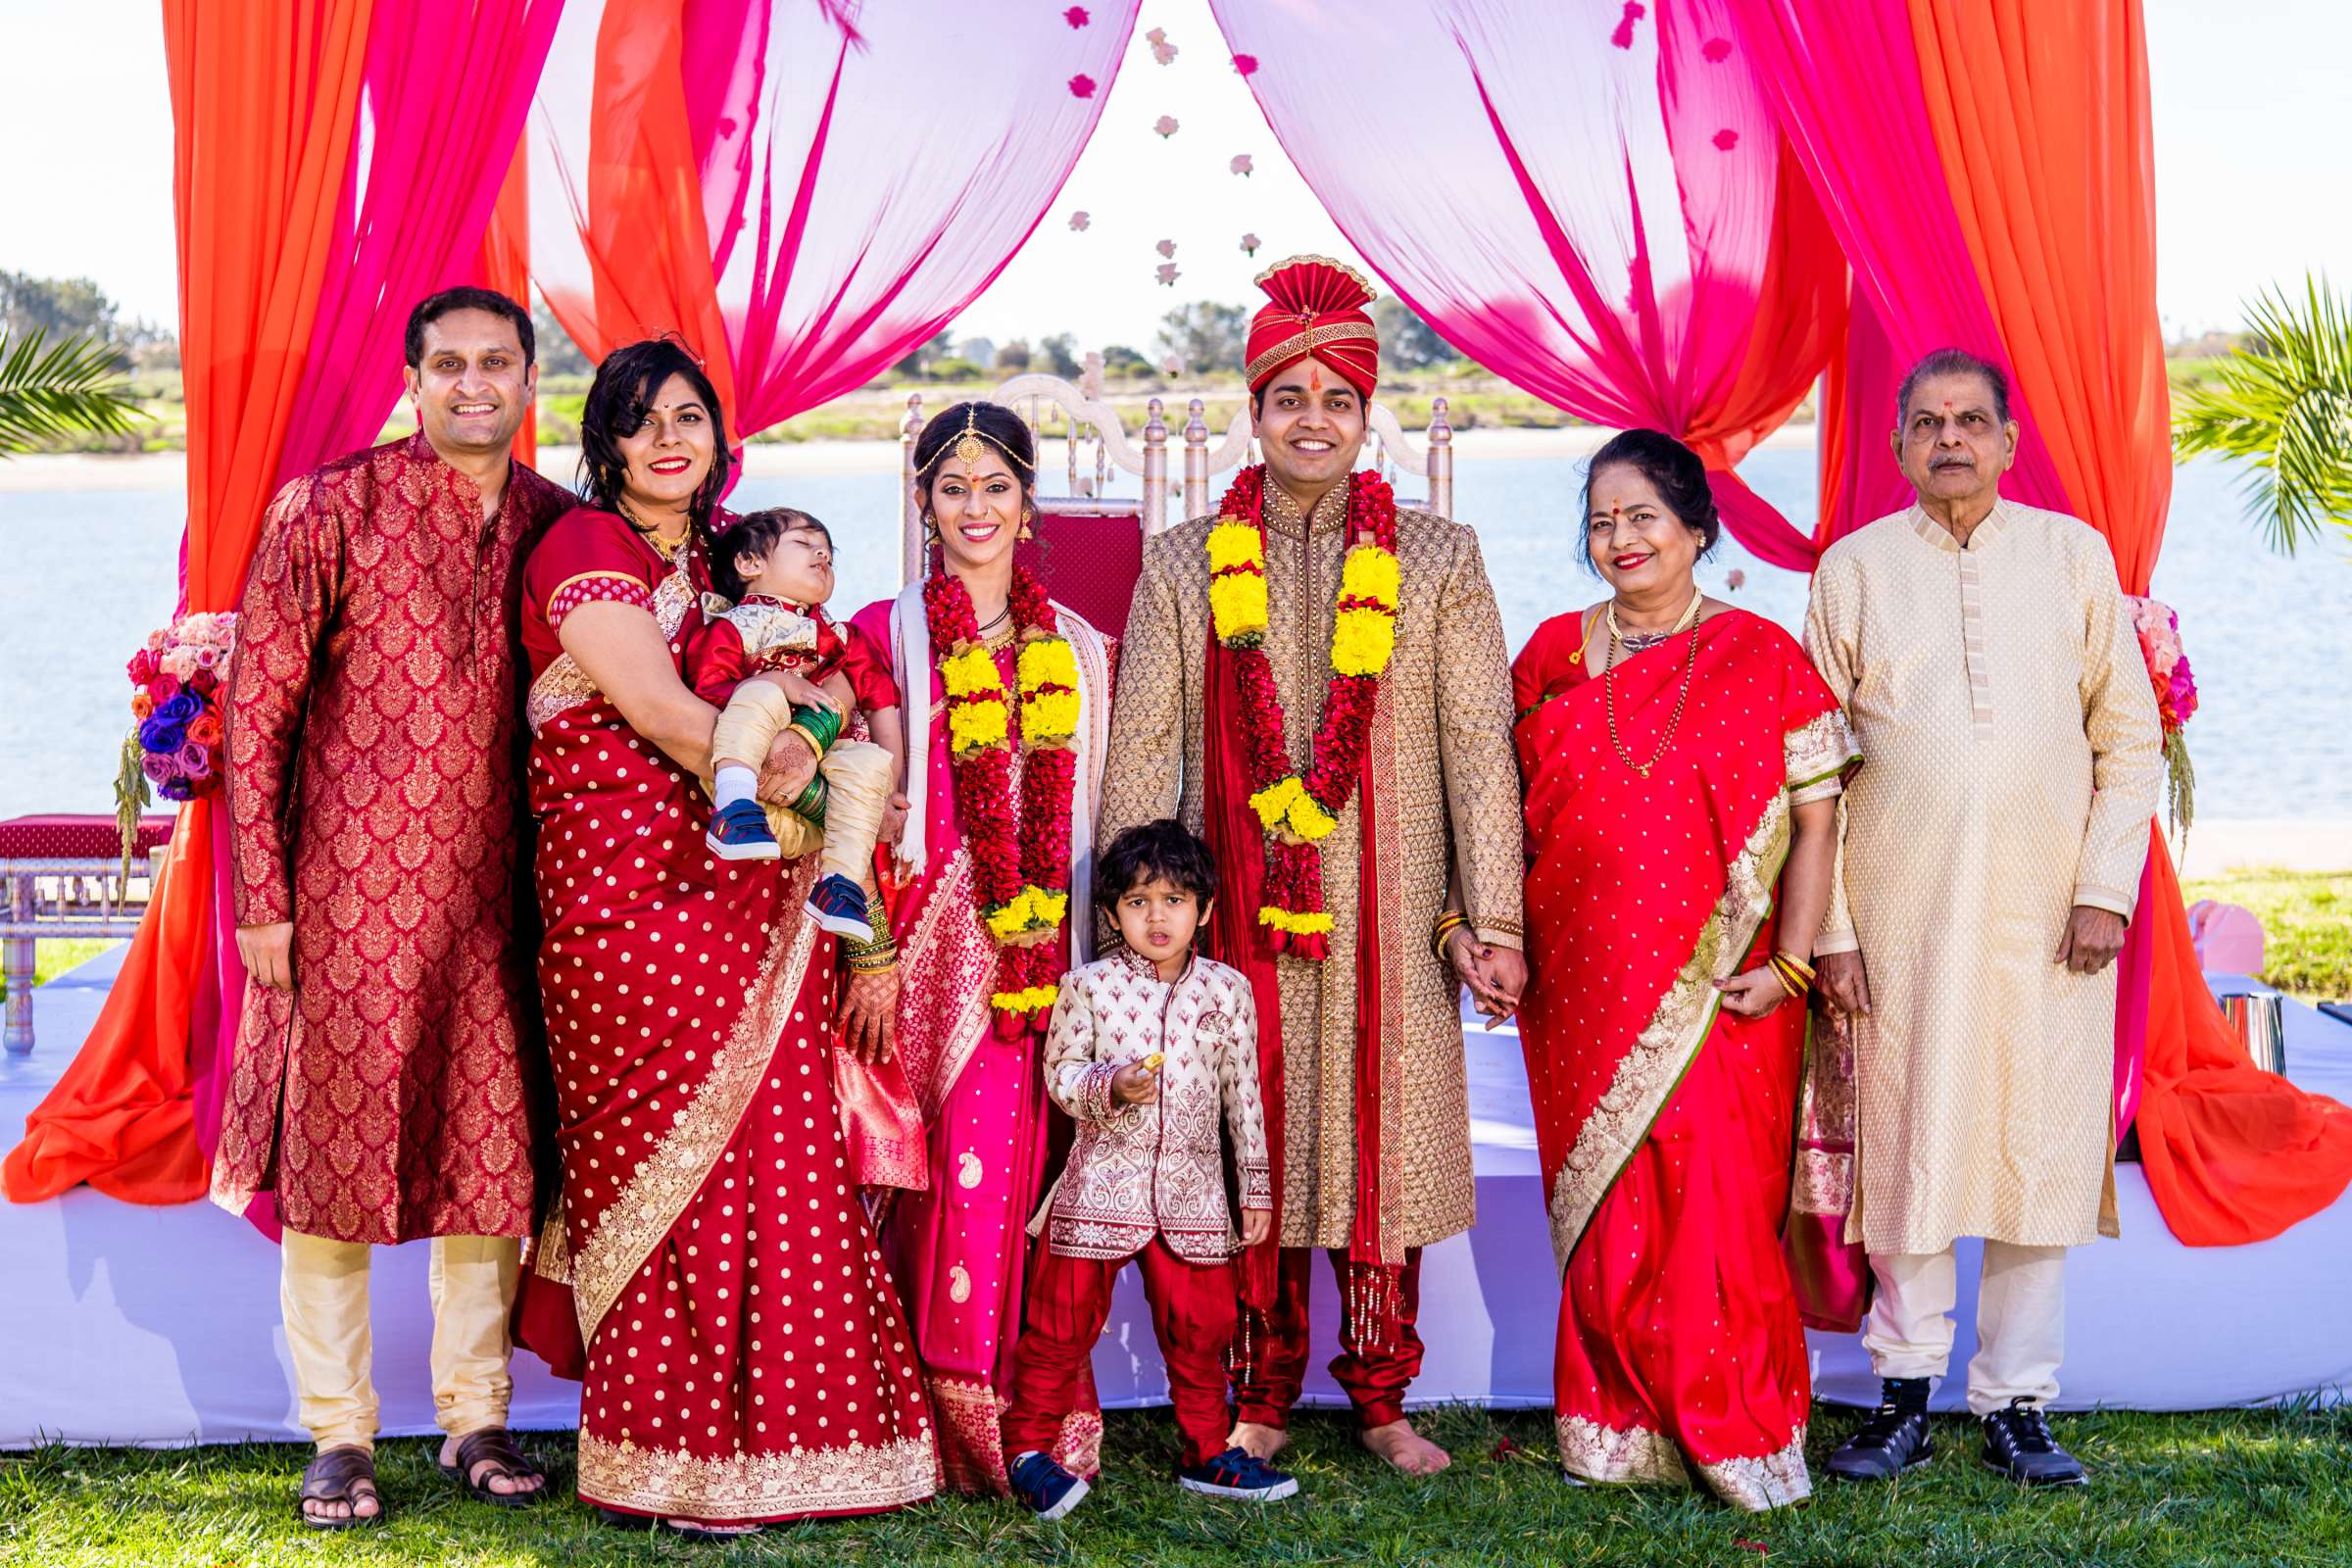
[1206,624,1396,1367]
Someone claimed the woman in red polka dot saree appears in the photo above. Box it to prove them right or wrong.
[512,343,935,1530]
[1511,432,1856,1511]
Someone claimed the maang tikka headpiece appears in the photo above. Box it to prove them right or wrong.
[928,402,1033,478]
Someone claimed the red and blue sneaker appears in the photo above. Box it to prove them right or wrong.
[804,872,875,941]
[1176,1446,1298,1501]
[705,800,779,862]
[1007,1450,1090,1520]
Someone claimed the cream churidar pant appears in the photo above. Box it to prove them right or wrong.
[279,1231,521,1450]
[1861,1242,2066,1416]
[710,678,893,880]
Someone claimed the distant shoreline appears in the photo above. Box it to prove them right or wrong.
[0,422,1820,494]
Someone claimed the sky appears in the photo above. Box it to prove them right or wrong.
[2,0,2344,356]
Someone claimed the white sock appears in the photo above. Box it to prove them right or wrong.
[712,763,758,810]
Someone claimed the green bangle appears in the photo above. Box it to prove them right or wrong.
[789,771,830,825]
[791,703,844,753]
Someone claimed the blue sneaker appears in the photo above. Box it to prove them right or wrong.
[705,799,780,861]
[804,872,874,941]
[1176,1446,1298,1501]
[1007,1450,1089,1520]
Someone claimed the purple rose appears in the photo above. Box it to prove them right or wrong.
[139,714,188,755]
[159,776,194,803]
[159,691,203,725]
[139,751,178,786]
[178,742,213,779]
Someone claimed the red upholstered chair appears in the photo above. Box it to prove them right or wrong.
[0,813,176,1054]
[891,360,1461,634]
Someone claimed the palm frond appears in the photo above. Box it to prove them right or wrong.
[0,328,144,456]
[2174,274,2352,555]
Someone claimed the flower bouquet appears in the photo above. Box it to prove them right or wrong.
[114,612,237,877]
[2127,596,2197,840]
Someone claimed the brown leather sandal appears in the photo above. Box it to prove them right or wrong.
[438,1427,548,1508]
[296,1445,385,1529]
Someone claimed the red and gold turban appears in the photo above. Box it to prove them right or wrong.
[1245,254,1380,398]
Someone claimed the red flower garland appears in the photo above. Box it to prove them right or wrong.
[1218,465,1398,959]
[925,565,1078,1032]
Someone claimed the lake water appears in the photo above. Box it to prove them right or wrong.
[2,447,2346,822]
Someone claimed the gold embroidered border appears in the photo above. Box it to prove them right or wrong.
[1789,1008,1859,1218]
[1785,709,1860,798]
[1245,321,1380,386]
[1695,1428,1812,1512]
[532,1198,572,1283]
[578,1432,935,1521]
[1545,796,1791,1271]
[544,568,652,621]
[930,1374,1011,1494]
[569,858,820,1342]
[1555,1413,1690,1488]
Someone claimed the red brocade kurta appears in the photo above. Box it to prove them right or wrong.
[1513,610,1855,1512]
[514,509,935,1523]
[212,434,571,1244]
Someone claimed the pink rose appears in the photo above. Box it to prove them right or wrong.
[1152,115,1179,138]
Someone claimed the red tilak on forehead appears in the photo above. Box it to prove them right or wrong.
[1307,366,1325,396]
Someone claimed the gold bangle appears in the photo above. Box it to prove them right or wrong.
[1775,950,1816,981]
[1768,956,1809,997]
[786,721,827,761]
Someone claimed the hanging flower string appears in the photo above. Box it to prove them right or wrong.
[927,565,1080,1028]
[1209,465,1401,958]
[116,612,239,875]
[2128,595,2199,839]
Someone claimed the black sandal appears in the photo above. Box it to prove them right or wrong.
[599,1506,763,1542]
[438,1428,548,1508]
[297,1445,385,1529]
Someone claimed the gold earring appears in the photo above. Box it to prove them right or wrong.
[1018,511,1035,543]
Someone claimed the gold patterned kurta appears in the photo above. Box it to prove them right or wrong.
[1803,501,2160,1255]
[1099,487,1524,1251]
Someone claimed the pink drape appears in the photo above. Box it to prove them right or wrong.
[194,0,561,1172]
[530,0,1139,438]
[1207,0,1845,568]
[1723,0,2072,547]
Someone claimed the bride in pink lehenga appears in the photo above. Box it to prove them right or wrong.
[844,402,1116,1493]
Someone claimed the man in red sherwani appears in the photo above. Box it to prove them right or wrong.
[213,287,572,1529]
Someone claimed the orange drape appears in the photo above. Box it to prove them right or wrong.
[476,138,537,468]
[2134,841,2352,1243]
[1907,0,2352,1244]
[539,0,738,417]
[1906,0,2171,592]
[2,0,376,1206]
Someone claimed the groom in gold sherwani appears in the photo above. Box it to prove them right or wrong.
[1099,256,1524,1475]
[1805,349,2159,1490]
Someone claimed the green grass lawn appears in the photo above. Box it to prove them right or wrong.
[3,1403,2346,1568]
[2180,868,2352,1001]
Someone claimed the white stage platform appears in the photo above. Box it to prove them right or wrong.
[4,949,2347,1446]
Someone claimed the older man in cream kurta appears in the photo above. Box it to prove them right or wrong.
[1805,350,2159,1489]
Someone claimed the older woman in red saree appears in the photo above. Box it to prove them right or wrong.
[515,341,934,1535]
[1515,432,1854,1512]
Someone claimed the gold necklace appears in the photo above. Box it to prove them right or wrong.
[1603,588,1704,778]
[1605,585,1704,646]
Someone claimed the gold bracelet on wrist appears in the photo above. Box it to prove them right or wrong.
[785,722,827,762]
